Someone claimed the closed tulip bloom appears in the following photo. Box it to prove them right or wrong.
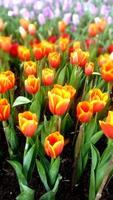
[73,41,81,51]
[25,75,40,94]
[99,111,113,139]
[28,23,36,36]
[42,68,54,86]
[0,36,11,53]
[88,23,98,37]
[19,18,29,31]
[18,111,38,137]
[33,44,44,60]
[89,88,109,113]
[58,20,66,33]
[18,46,30,61]
[59,37,69,52]
[70,49,89,67]
[63,85,76,99]
[101,61,113,82]
[41,40,54,56]
[85,62,94,76]
[77,101,93,123]
[44,131,64,158]
[48,86,70,115]
[48,52,60,68]
[0,99,10,121]
[24,61,37,76]
[0,70,15,93]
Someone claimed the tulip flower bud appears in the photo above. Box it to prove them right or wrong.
[18,46,30,61]
[85,62,94,76]
[44,131,64,158]
[0,99,10,121]
[24,61,37,76]
[25,75,40,94]
[58,20,66,33]
[101,61,113,82]
[18,111,38,137]
[77,101,93,123]
[19,26,27,39]
[28,23,36,36]
[42,68,54,86]
[99,111,113,139]
[0,70,15,93]
[48,52,61,68]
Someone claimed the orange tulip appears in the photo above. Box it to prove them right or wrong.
[98,54,110,68]
[58,20,66,33]
[70,49,89,67]
[73,41,81,51]
[85,62,94,76]
[0,70,15,93]
[18,46,30,61]
[96,19,107,33]
[0,36,11,53]
[0,99,10,121]
[99,111,113,139]
[41,40,54,56]
[59,37,69,51]
[42,68,54,86]
[25,75,40,94]
[89,88,109,113]
[28,23,36,36]
[18,111,38,137]
[44,131,64,158]
[48,52,60,68]
[24,61,37,76]
[19,18,29,31]
[88,23,98,37]
[48,85,70,115]
[33,43,44,60]
[101,61,113,82]
[77,101,93,123]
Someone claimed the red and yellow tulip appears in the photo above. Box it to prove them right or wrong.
[44,131,64,158]
[24,61,37,76]
[48,51,61,68]
[25,75,40,94]
[0,99,10,121]
[0,70,15,93]
[99,111,113,139]
[77,101,93,123]
[70,49,89,67]
[42,68,54,86]
[18,111,38,137]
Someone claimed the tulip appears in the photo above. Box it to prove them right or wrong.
[10,43,19,57]
[98,54,110,68]
[0,99,10,121]
[73,41,81,51]
[28,23,36,36]
[101,61,113,82]
[58,20,66,32]
[19,18,29,31]
[24,61,37,76]
[70,49,89,67]
[41,40,54,56]
[0,70,15,93]
[85,62,94,76]
[99,111,113,139]
[89,88,109,113]
[44,131,64,158]
[48,52,60,68]
[96,19,107,33]
[59,37,69,52]
[19,26,27,39]
[18,46,30,61]
[0,36,11,53]
[18,111,38,137]
[42,68,54,86]
[77,101,93,123]
[63,85,76,99]
[88,23,98,37]
[33,44,44,60]
[25,75,40,94]
[48,85,70,115]
[108,44,113,54]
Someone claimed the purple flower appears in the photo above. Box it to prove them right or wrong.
[72,14,80,26]
[38,13,46,25]
[43,6,53,19]
[63,13,71,25]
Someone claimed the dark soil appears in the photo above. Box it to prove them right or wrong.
[0,126,113,200]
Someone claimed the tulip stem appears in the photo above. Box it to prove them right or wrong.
[58,116,61,132]
[24,137,29,157]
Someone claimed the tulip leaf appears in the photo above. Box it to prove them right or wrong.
[36,160,50,191]
[13,96,31,107]
[23,143,37,181]
[49,157,60,186]
[84,118,98,143]
[56,65,66,85]
[16,183,34,200]
[61,113,73,134]
[40,175,62,200]
[8,160,27,187]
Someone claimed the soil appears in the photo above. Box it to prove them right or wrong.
[1,126,113,200]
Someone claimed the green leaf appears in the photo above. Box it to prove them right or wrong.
[36,160,50,191]
[56,65,66,85]
[13,96,31,107]
[84,118,98,143]
[16,183,34,200]
[61,113,73,134]
[49,157,60,186]
[8,160,27,187]
[23,143,37,181]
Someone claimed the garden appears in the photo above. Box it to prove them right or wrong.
[0,0,113,200]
